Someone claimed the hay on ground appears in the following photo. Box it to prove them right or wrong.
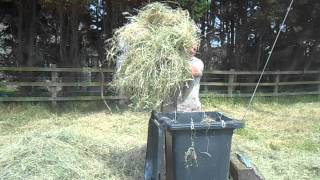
[106,2,200,110]
[0,130,102,179]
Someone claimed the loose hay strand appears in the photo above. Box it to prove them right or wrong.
[106,2,200,110]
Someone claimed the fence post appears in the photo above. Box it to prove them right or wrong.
[318,70,320,96]
[203,76,209,93]
[228,69,235,96]
[274,70,280,96]
[50,64,58,107]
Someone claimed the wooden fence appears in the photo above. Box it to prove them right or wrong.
[0,66,320,102]
[201,69,320,97]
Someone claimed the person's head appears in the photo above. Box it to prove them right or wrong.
[188,44,198,57]
[190,46,197,56]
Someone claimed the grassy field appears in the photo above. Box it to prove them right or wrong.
[0,96,319,179]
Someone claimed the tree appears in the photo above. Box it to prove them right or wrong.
[0,0,319,71]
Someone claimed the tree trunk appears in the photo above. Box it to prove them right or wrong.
[256,35,263,70]
[70,2,80,67]
[16,0,23,66]
[58,1,66,65]
[26,0,37,67]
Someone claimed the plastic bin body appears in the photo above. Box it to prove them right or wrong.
[144,111,243,180]
[166,128,234,180]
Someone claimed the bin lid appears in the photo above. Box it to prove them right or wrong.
[153,111,244,130]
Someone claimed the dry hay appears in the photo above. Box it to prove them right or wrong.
[0,130,102,179]
[106,2,200,110]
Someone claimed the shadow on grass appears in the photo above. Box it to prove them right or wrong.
[252,95,320,105]
[0,100,128,114]
[0,101,128,134]
[235,128,260,140]
[202,95,319,108]
[251,105,277,116]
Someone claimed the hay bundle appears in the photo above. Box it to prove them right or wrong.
[106,2,200,110]
[0,130,102,179]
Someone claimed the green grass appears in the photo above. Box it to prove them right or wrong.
[202,95,320,180]
[0,96,319,179]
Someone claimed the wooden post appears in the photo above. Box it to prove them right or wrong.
[274,70,280,96]
[50,64,58,107]
[203,76,209,93]
[318,70,320,96]
[228,69,235,97]
[230,153,265,180]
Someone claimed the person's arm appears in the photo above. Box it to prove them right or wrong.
[191,64,202,77]
[191,59,204,77]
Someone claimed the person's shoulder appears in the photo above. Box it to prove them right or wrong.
[192,56,203,65]
[192,56,202,62]
[192,56,203,64]
[191,56,204,71]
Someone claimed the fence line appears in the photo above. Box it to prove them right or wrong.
[202,68,320,97]
[2,66,319,74]
[0,66,113,72]
[0,96,125,102]
[1,66,320,102]
[204,70,320,75]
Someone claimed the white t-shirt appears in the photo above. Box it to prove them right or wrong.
[177,57,204,111]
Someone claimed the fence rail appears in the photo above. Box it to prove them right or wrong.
[0,67,113,72]
[201,68,320,97]
[204,70,320,75]
[1,66,320,102]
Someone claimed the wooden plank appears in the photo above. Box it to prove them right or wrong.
[201,82,276,86]
[318,70,320,94]
[1,92,317,102]
[0,67,114,73]
[51,64,58,107]
[201,81,320,87]
[230,154,264,180]
[2,81,318,87]
[0,92,318,102]
[274,71,280,95]
[1,66,320,75]
[0,82,110,87]
[201,91,320,98]
[228,69,236,95]
[204,70,320,75]
[0,96,126,102]
[278,81,320,85]
[4,81,317,87]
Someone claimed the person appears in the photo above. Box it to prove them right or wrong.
[161,45,204,112]
[116,40,204,112]
[176,46,204,112]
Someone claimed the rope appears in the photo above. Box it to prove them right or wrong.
[241,0,294,121]
[98,60,112,112]
[184,117,198,168]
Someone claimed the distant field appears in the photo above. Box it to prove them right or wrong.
[0,96,319,179]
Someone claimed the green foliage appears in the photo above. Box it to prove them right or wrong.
[0,85,17,94]
[179,0,210,21]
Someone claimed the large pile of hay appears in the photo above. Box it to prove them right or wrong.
[106,2,200,110]
[0,130,102,179]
